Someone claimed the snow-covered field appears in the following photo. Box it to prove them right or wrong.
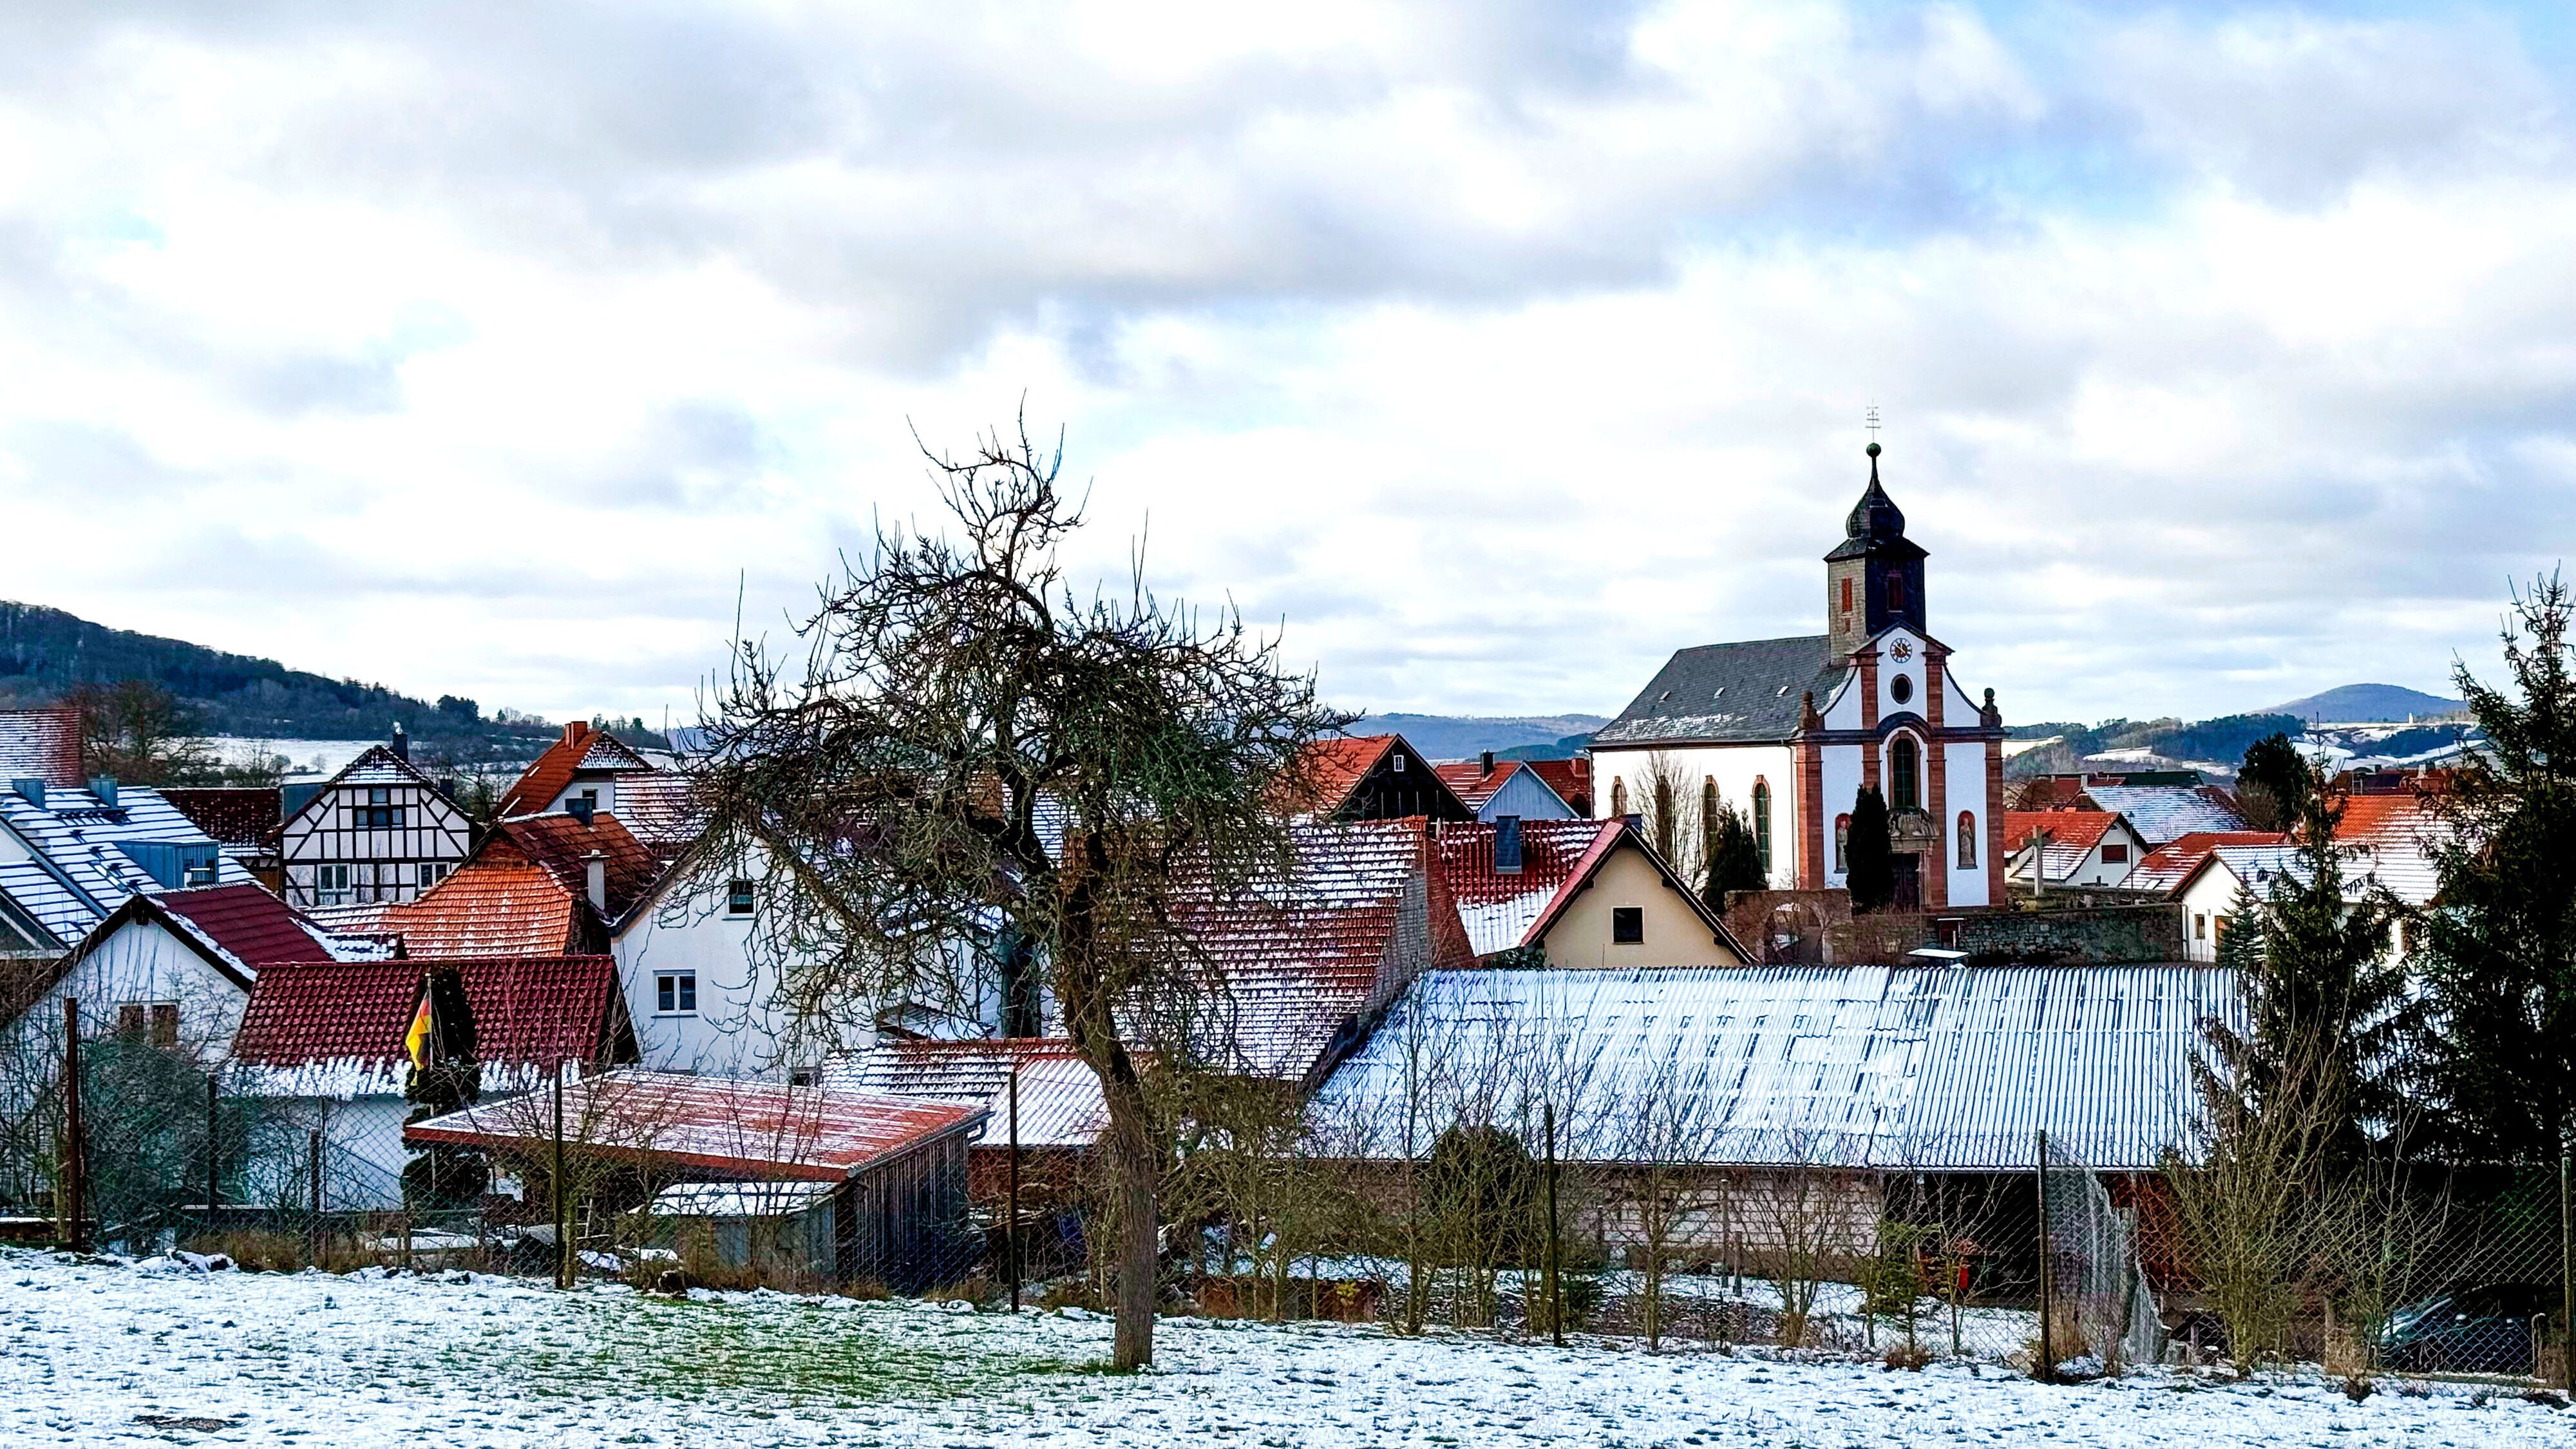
[5,1248,2573,1448]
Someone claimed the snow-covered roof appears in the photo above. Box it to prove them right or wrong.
[1320,963,2246,1171]
[2077,786,2248,848]
[0,782,254,945]
[2003,810,2132,883]
[2331,793,2447,907]
[834,1039,1107,1150]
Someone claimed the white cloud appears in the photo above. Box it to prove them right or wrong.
[0,1,2569,730]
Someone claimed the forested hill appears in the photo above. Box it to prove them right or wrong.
[0,601,563,757]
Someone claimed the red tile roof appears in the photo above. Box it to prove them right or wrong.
[372,849,584,958]
[2124,831,2291,895]
[2005,810,2119,857]
[497,721,655,819]
[491,811,668,922]
[232,955,625,1075]
[2329,790,2447,905]
[0,708,81,789]
[160,789,281,851]
[153,885,344,970]
[1165,818,1470,1082]
[1434,758,1596,818]
[1432,760,1505,808]
[407,1069,984,1180]
[1433,819,1602,955]
[1289,735,1397,816]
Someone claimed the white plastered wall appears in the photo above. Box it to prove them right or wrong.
[1590,742,1797,889]
[1943,741,1991,907]
[1539,844,1741,967]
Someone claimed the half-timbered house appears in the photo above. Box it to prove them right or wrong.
[279,735,474,909]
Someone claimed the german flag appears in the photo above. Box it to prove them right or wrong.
[405,989,435,1070]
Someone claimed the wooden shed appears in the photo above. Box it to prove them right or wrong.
[407,1068,985,1291]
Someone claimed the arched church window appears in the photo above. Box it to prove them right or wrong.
[1834,813,1851,873]
[1889,736,1920,811]
[1956,810,1977,870]
[1752,780,1772,875]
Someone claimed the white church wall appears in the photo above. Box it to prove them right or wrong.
[1820,747,1863,886]
[1876,630,1927,722]
[1943,740,1990,907]
[1590,743,1797,889]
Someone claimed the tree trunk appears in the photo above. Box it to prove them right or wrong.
[1112,1119,1158,1368]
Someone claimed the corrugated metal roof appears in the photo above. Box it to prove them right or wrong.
[1319,963,2244,1171]
[2080,786,2249,848]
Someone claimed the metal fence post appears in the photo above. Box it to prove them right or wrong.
[61,998,84,1253]
[205,1072,219,1240]
[1545,1100,1562,1347]
[1007,1066,1021,1312]
[553,1064,569,1290]
[2034,1128,2053,1383]
[2561,1151,2572,1391]
[307,1128,323,1268]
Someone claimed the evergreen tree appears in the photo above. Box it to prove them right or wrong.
[2414,574,2576,1163]
[401,968,488,1208]
[1703,799,1768,907]
[2236,733,2312,833]
[1845,786,1895,913]
[2194,783,2418,1176]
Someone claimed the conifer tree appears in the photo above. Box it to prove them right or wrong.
[1845,786,1895,912]
[2415,574,2576,1162]
[1703,799,1768,906]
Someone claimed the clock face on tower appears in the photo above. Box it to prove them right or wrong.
[1889,640,1913,661]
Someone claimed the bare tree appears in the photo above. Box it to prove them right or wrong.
[1631,752,1705,887]
[1611,1041,1727,1350]
[687,418,1347,1367]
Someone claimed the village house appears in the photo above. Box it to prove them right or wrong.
[161,788,287,893]
[1292,734,1475,823]
[226,954,636,1210]
[496,721,697,848]
[1589,445,2005,911]
[278,731,475,909]
[2164,791,2446,961]
[0,708,258,959]
[2002,810,2152,891]
[1432,753,1592,821]
[1432,817,1748,966]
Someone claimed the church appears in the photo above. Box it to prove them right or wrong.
[1589,443,2005,911]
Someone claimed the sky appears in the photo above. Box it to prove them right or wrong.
[4,1,2573,732]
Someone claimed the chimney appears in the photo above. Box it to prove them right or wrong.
[1480,750,1495,777]
[1495,815,1522,873]
[583,849,607,914]
[1622,811,1643,833]
[390,723,410,762]
[88,776,117,807]
[565,721,590,746]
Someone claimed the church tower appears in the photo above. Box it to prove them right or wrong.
[1824,441,1926,658]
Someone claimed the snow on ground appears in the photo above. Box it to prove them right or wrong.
[5,1249,2575,1448]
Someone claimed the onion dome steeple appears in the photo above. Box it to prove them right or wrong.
[1824,437,1928,654]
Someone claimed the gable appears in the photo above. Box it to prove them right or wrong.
[1534,841,1745,968]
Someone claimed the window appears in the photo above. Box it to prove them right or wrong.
[416,861,449,889]
[1752,781,1772,874]
[1611,907,1644,945]
[184,857,218,887]
[1956,811,1977,870]
[1889,736,1920,811]
[2101,842,2129,864]
[314,862,352,905]
[1889,674,1913,705]
[360,786,405,829]
[1841,576,1853,614]
[727,879,755,915]
[118,1003,144,1037]
[1888,575,1907,612]
[117,1003,178,1047]
[152,1003,178,1048]
[1390,753,1406,773]
[578,789,599,811]
[2193,913,2209,940]
[656,972,697,1014]
[1835,813,1852,873]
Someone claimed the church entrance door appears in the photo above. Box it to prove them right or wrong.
[1890,855,1922,913]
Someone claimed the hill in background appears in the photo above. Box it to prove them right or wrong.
[2260,683,2467,723]
[1347,712,1605,761]
[0,601,594,764]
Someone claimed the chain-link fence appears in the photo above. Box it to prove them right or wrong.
[0,998,986,1294]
